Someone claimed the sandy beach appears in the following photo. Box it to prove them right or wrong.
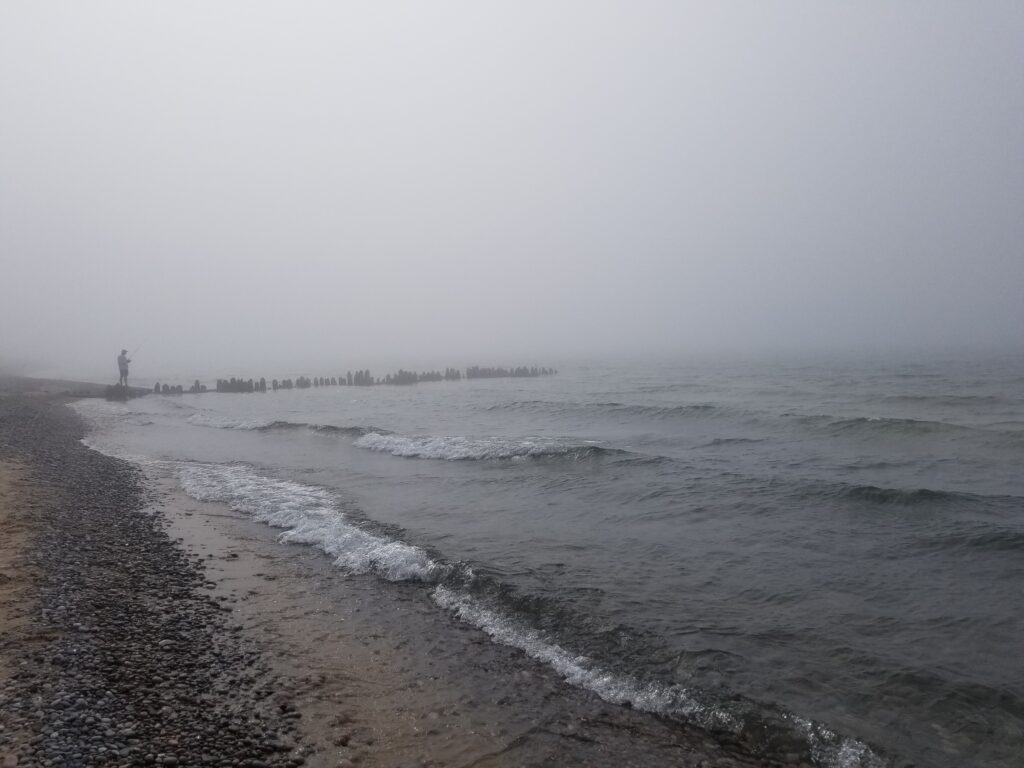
[0,386,784,767]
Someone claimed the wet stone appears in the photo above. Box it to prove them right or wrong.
[0,398,307,768]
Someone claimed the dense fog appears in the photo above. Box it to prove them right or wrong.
[2,3,1022,381]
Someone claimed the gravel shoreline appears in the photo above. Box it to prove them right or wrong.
[1,394,786,768]
[0,396,307,767]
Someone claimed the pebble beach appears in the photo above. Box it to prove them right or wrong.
[0,387,780,768]
[0,394,307,767]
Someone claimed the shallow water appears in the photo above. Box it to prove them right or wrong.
[74,355,1024,768]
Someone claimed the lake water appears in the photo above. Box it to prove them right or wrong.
[73,355,1024,768]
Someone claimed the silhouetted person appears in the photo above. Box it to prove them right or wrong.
[117,349,131,386]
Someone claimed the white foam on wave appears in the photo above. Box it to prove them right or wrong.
[186,413,275,430]
[74,398,885,767]
[185,416,605,462]
[353,432,596,461]
[177,463,440,582]
[791,716,887,768]
[431,586,739,731]
[78,407,884,768]
[431,587,886,768]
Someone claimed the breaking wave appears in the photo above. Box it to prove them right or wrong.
[352,432,623,461]
[260,421,385,437]
[186,411,641,462]
[431,586,736,728]
[186,414,383,436]
[431,587,885,768]
[186,413,274,430]
[174,460,884,768]
[177,462,439,581]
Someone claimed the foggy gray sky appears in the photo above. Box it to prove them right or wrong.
[2,2,1022,380]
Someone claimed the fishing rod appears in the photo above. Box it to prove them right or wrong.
[129,339,148,359]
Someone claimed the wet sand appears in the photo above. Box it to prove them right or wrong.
[157,479,778,767]
[0,392,781,767]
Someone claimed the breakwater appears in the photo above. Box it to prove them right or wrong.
[150,365,557,396]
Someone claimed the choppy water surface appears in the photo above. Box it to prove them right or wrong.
[74,356,1024,768]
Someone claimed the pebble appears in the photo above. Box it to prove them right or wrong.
[0,398,307,768]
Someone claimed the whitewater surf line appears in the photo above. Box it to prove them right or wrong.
[178,463,441,582]
[183,411,1008,504]
[184,413,626,462]
[173,460,886,768]
[352,432,621,461]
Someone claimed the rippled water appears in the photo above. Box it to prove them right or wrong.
[74,355,1024,768]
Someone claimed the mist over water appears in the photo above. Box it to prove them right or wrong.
[4,3,1023,765]
[74,356,1024,768]
[2,3,1023,378]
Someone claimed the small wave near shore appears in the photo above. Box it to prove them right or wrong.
[186,412,625,462]
[176,460,886,768]
[68,357,1024,768]
[186,413,385,437]
[352,432,621,461]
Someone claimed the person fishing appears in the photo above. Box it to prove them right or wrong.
[117,349,131,386]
